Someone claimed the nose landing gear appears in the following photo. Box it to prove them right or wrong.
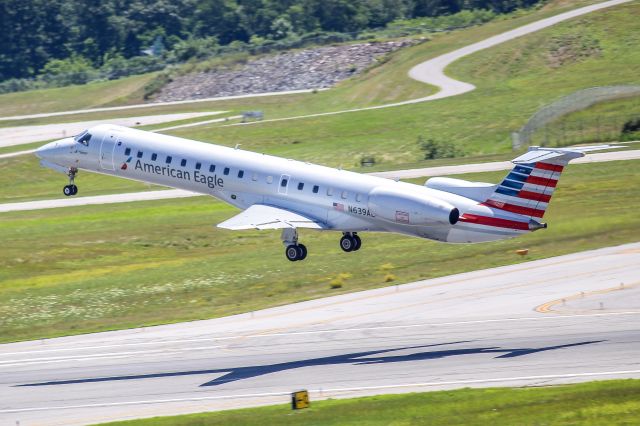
[340,232,362,252]
[63,168,78,196]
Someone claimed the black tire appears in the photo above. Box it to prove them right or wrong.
[70,184,78,195]
[285,245,299,261]
[340,235,355,252]
[352,234,362,251]
[63,185,73,196]
[297,244,307,261]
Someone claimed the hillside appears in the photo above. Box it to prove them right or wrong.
[163,0,640,168]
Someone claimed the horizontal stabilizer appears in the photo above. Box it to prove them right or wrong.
[512,144,623,165]
[217,204,325,230]
[511,149,570,164]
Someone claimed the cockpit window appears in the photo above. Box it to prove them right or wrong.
[74,130,92,146]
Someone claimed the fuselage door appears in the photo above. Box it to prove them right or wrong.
[99,134,118,171]
[278,174,290,195]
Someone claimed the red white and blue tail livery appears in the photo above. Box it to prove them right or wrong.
[427,145,617,243]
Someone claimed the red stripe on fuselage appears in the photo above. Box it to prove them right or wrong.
[459,214,529,230]
[535,162,564,172]
[518,190,552,202]
[483,200,545,218]
[525,175,557,187]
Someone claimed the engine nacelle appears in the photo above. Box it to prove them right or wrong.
[368,186,459,226]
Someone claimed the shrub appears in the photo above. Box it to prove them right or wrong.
[417,136,464,159]
[621,118,640,141]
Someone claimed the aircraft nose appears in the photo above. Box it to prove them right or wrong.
[35,138,75,162]
[35,141,58,160]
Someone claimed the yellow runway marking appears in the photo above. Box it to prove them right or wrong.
[535,281,639,313]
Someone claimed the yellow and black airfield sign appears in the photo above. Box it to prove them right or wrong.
[291,390,310,410]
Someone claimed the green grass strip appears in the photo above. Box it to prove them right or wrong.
[98,379,640,426]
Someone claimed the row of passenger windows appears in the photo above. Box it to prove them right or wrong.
[124,148,362,201]
[126,148,231,175]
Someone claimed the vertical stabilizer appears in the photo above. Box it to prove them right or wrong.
[483,146,592,219]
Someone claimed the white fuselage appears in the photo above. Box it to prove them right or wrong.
[38,124,530,243]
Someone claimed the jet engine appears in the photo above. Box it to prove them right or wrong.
[369,186,459,226]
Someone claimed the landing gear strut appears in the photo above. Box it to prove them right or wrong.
[340,232,362,252]
[282,228,307,262]
[63,167,78,196]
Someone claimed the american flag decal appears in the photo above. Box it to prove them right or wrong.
[333,202,344,212]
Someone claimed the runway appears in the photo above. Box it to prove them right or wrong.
[1,242,639,425]
[0,112,226,148]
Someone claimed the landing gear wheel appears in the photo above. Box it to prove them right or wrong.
[63,184,78,196]
[340,235,356,252]
[352,234,362,251]
[296,244,307,261]
[286,245,300,262]
[64,168,79,197]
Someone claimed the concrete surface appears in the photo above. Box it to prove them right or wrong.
[1,242,639,425]
[0,112,225,148]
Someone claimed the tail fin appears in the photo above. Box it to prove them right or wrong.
[484,145,619,219]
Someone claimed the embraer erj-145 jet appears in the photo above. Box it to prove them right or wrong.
[35,124,612,261]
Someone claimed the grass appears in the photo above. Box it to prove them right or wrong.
[1,160,639,343]
[527,95,640,146]
[0,73,158,118]
[98,379,640,426]
[154,1,640,169]
[0,154,165,203]
[0,0,618,130]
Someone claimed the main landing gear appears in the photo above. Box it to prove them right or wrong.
[281,230,363,261]
[63,168,79,196]
[282,228,307,262]
[340,232,362,252]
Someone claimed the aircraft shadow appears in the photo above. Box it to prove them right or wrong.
[16,340,603,388]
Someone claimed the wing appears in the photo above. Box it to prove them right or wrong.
[217,204,326,230]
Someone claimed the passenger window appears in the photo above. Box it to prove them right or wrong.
[281,178,288,187]
[251,173,258,181]
[166,156,172,164]
[209,165,216,173]
[327,188,334,196]
[137,151,143,158]
[151,153,157,161]
[195,162,201,170]
[125,148,131,156]
[313,185,319,194]
[223,167,230,175]
[181,159,187,167]
[238,170,244,178]
[298,182,304,190]
[266,176,273,184]
[341,191,348,199]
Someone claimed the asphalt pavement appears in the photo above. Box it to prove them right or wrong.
[1,242,638,425]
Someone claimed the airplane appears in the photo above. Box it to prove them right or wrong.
[35,124,614,261]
